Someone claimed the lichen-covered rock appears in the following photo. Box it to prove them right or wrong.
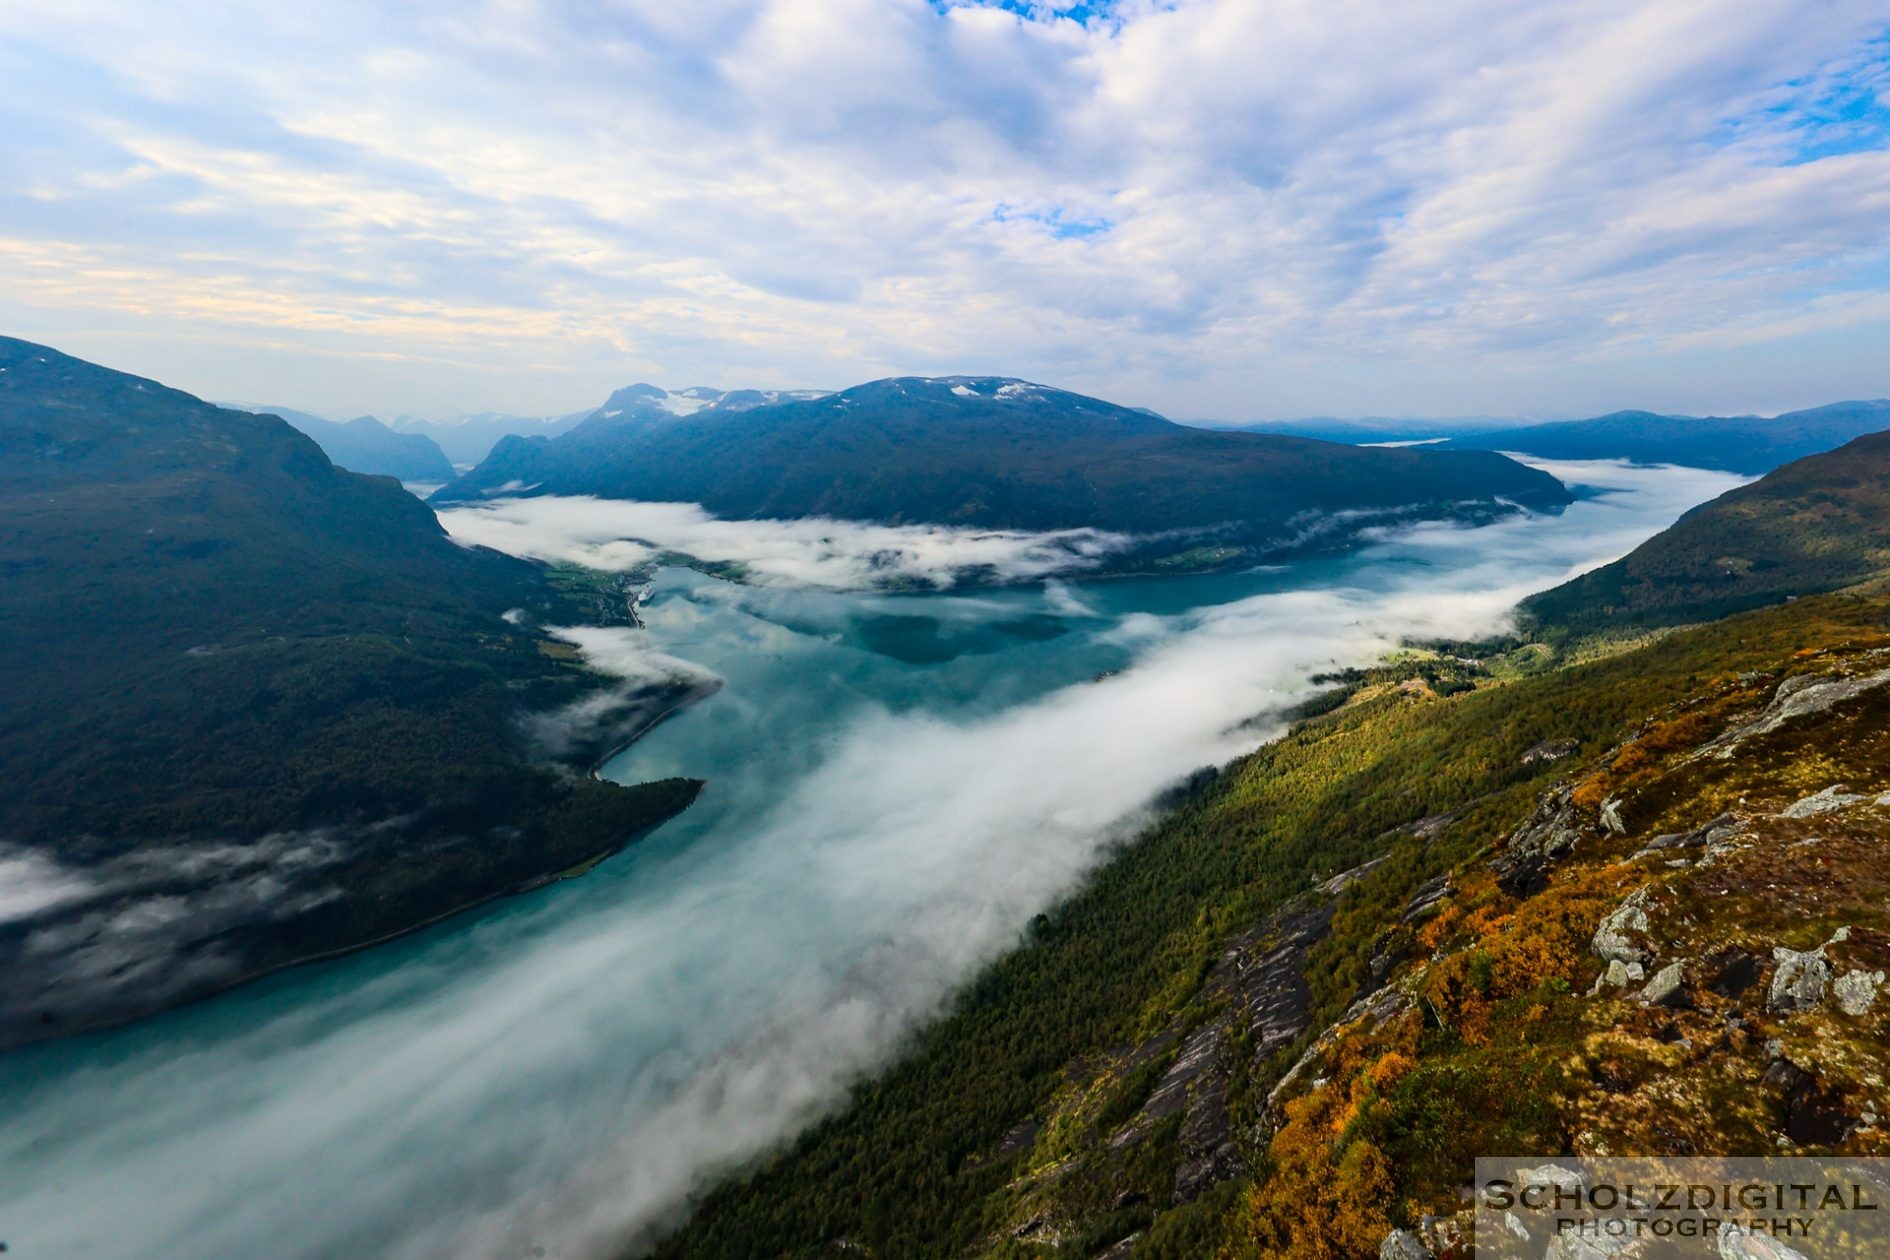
[1638,961,1689,1008]
[1491,784,1588,897]
[1379,1227,1434,1260]
[1706,668,1890,759]
[1767,946,1831,1014]
[1598,797,1627,835]
[1781,785,1868,819]
[1835,968,1885,1016]
[1591,889,1652,966]
[1718,1221,1814,1259]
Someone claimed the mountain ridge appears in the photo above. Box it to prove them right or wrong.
[432,374,1574,573]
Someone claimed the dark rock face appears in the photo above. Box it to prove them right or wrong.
[1491,784,1588,897]
[1762,1058,1858,1145]
[1708,949,1763,997]
[1102,898,1338,1204]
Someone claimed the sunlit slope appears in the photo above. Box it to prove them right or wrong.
[651,445,1890,1259]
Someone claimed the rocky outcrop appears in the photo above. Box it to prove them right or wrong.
[1780,785,1869,818]
[1767,945,1832,1014]
[1491,784,1588,896]
[1635,812,1740,857]
[1379,1227,1435,1260]
[1704,668,1890,760]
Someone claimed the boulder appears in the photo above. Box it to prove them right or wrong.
[1781,785,1868,819]
[1592,889,1653,966]
[1835,969,1884,1016]
[1767,946,1831,1014]
[1638,961,1690,1008]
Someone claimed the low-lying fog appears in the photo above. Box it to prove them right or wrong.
[0,459,1742,1259]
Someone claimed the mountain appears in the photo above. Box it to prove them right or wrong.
[1521,430,1890,632]
[229,402,456,482]
[433,376,1573,570]
[386,385,831,465]
[388,408,594,466]
[1442,400,1890,474]
[654,445,1890,1258]
[0,338,705,1047]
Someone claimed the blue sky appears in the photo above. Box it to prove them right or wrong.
[0,0,1887,422]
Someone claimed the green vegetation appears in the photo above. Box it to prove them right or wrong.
[652,436,1890,1258]
[434,375,1572,571]
[1523,430,1890,632]
[0,338,701,1047]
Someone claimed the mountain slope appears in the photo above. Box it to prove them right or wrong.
[391,408,594,466]
[234,402,456,481]
[434,376,1572,569]
[1521,430,1890,632]
[0,337,704,1047]
[1443,400,1890,474]
[650,446,1890,1259]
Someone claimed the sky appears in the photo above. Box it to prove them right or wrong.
[1,0,1887,422]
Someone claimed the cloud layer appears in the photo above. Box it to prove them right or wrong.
[439,495,1130,588]
[0,459,1746,1260]
[1,1,1886,418]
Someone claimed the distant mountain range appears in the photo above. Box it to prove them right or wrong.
[1438,400,1890,475]
[1,338,703,1046]
[382,384,834,466]
[225,402,456,483]
[433,375,1573,572]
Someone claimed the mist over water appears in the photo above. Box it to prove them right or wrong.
[0,460,1742,1259]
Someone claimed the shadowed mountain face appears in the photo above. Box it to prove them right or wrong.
[434,376,1573,568]
[0,337,702,1047]
[231,403,456,483]
[1522,430,1890,633]
[1444,401,1890,475]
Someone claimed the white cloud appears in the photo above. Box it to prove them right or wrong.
[437,495,1132,588]
[0,2,1885,418]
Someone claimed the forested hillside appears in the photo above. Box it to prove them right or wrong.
[648,452,1890,1259]
[1522,430,1890,632]
[0,339,703,1047]
[434,376,1572,574]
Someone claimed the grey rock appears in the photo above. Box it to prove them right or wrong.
[1638,961,1689,1007]
[1637,811,1740,856]
[1707,668,1890,759]
[1718,1222,1812,1259]
[1521,738,1578,765]
[1835,969,1884,1016]
[1491,784,1588,896]
[1598,797,1627,835]
[1767,946,1831,1014]
[1592,889,1652,966]
[1781,785,1868,818]
[1379,1227,1433,1260]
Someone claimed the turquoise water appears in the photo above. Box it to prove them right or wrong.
[0,459,1744,1260]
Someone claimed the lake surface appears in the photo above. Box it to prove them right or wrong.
[0,459,1742,1260]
